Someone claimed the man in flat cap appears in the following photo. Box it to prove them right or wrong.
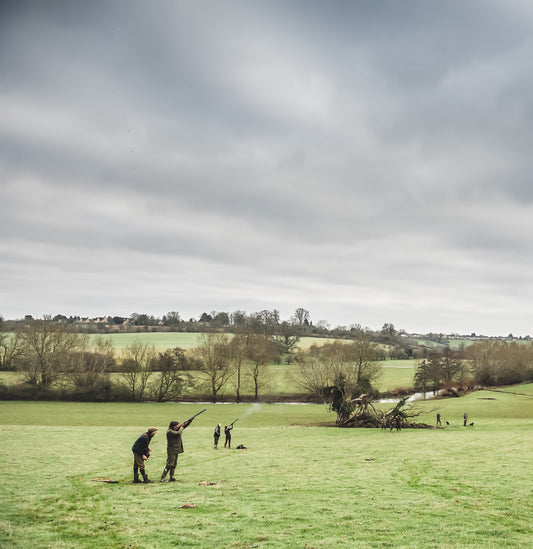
[131,427,157,483]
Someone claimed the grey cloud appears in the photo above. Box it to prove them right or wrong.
[2,1,533,335]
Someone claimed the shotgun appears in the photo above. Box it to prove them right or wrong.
[181,408,207,428]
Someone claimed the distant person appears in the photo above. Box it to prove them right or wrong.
[160,418,193,482]
[224,424,233,448]
[214,423,221,449]
[463,412,468,427]
[131,427,157,484]
[436,413,442,426]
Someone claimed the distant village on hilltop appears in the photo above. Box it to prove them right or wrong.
[2,312,529,342]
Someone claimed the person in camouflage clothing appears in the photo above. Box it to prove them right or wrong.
[160,418,193,482]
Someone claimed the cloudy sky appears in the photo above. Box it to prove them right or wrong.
[2,0,533,336]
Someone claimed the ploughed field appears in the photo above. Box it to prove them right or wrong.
[1,385,532,548]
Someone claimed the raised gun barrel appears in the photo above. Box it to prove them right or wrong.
[182,408,207,428]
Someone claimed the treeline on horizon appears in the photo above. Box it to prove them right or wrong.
[1,313,532,406]
[2,308,529,342]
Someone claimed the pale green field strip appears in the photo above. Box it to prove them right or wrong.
[86,333,341,351]
[2,387,532,426]
[88,331,204,350]
[0,361,417,394]
[89,332,476,351]
[487,383,533,396]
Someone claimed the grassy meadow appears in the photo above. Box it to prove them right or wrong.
[88,331,206,350]
[1,386,532,548]
[85,333,339,352]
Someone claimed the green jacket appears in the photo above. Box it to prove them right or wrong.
[166,426,185,455]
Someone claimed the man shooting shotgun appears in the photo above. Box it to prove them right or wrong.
[224,418,238,449]
[160,409,206,482]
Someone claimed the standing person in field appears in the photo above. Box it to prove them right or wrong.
[224,424,233,449]
[214,423,221,449]
[160,418,193,482]
[463,412,468,426]
[436,413,442,426]
[131,427,158,484]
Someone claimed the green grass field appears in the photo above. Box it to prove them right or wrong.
[85,333,339,352]
[1,386,532,548]
[488,383,533,396]
[88,331,205,350]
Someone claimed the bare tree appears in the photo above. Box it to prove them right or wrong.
[162,311,181,328]
[292,352,330,399]
[294,337,382,424]
[0,317,23,370]
[292,308,310,326]
[229,333,248,402]
[440,346,466,382]
[230,310,247,326]
[348,331,382,391]
[68,335,115,389]
[274,321,301,354]
[120,342,156,401]
[150,347,190,402]
[294,342,354,413]
[195,333,233,402]
[17,316,81,392]
[466,340,533,386]
[246,333,276,400]
[250,310,280,337]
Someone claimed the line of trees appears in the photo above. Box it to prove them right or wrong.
[1,318,387,408]
[3,310,440,352]
[466,340,533,386]
[414,347,469,394]
[2,316,532,404]
[3,308,316,335]
[0,316,284,402]
[413,341,533,393]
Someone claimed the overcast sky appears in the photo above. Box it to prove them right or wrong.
[2,1,533,336]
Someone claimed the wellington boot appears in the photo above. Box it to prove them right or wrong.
[160,467,169,482]
[133,476,142,484]
[169,467,177,482]
[142,473,153,484]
